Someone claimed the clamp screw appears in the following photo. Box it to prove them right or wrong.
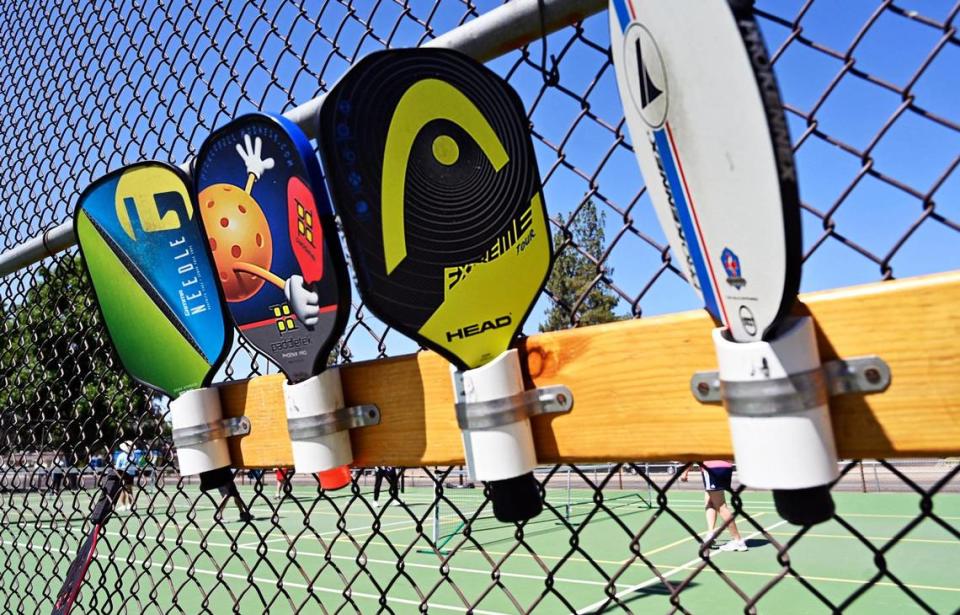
[864,368,882,385]
[697,381,711,397]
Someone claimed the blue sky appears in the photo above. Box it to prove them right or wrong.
[3,0,957,373]
[330,0,960,364]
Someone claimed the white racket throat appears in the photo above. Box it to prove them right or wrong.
[283,370,383,474]
[284,370,355,473]
[713,317,839,490]
[451,349,575,482]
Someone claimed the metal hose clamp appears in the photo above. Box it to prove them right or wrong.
[172,416,251,447]
[286,405,381,440]
[456,385,573,430]
[690,355,891,415]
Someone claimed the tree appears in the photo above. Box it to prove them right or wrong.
[540,199,621,332]
[0,254,159,461]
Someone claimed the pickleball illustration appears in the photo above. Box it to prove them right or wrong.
[201,182,274,302]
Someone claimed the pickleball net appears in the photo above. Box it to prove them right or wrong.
[0,0,958,612]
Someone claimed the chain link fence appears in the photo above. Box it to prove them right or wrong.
[1,0,958,612]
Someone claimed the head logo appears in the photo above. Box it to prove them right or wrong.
[381,78,510,275]
[622,22,668,128]
[446,314,512,342]
[722,247,746,290]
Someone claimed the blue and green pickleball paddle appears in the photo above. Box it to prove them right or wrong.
[54,161,233,614]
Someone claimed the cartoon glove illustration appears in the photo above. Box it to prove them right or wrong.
[236,134,275,192]
[284,274,320,327]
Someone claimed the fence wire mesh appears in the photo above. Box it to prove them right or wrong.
[0,0,958,613]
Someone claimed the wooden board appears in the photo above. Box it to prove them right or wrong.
[221,270,960,467]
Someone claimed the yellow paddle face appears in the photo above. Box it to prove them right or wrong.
[318,49,552,369]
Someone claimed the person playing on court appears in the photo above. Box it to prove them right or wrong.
[215,471,253,523]
[372,466,397,509]
[681,460,748,552]
[113,442,133,513]
[49,454,66,493]
[123,442,141,510]
[274,467,291,501]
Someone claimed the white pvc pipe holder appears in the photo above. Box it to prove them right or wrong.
[169,387,231,477]
[452,349,538,482]
[713,316,839,490]
[283,369,353,474]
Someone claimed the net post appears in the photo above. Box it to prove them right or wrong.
[432,469,441,547]
[646,463,653,508]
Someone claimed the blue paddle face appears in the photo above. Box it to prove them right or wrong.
[75,162,231,397]
[610,0,802,341]
[193,113,350,383]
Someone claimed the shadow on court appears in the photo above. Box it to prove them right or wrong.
[597,580,701,612]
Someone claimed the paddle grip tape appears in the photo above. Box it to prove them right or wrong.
[455,386,574,430]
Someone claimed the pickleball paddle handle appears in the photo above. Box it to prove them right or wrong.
[169,387,233,487]
[711,316,839,525]
[773,485,835,525]
[283,369,354,490]
[488,472,542,523]
[452,350,543,523]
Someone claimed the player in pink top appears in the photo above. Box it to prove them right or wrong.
[681,460,747,552]
[274,468,291,501]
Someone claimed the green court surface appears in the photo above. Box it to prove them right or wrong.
[1,484,957,613]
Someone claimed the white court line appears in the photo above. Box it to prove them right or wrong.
[1,503,765,571]
[240,517,415,548]
[19,525,612,589]
[15,539,510,615]
[574,518,789,614]
[15,495,944,598]
[685,565,960,594]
